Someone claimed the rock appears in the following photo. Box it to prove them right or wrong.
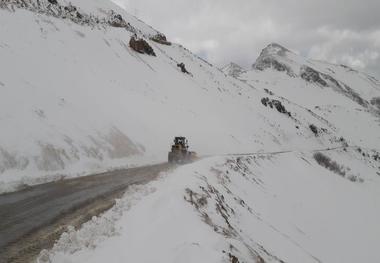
[64,4,77,13]
[108,11,127,28]
[150,34,171,45]
[309,124,319,136]
[261,97,269,107]
[228,253,239,263]
[264,88,274,95]
[261,97,291,116]
[341,84,368,107]
[300,66,369,108]
[300,66,328,87]
[76,11,83,19]
[272,100,287,114]
[129,36,156,56]
[177,62,190,74]
[254,57,295,77]
[61,4,85,22]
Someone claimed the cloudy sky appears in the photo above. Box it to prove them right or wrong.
[112,0,380,78]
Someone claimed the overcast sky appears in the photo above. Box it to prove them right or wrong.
[112,0,380,78]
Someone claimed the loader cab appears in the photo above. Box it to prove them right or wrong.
[168,136,196,163]
[172,137,188,151]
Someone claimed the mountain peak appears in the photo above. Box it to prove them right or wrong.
[252,43,297,76]
[259,43,292,58]
[221,62,246,78]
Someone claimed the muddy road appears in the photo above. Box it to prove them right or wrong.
[0,163,171,263]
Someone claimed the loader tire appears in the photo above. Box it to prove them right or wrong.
[168,152,173,163]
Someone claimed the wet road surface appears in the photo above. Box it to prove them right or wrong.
[0,162,171,262]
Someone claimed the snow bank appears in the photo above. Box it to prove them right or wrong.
[38,149,380,263]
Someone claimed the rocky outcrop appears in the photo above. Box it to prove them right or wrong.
[308,124,328,136]
[261,97,291,117]
[0,0,140,33]
[107,11,127,27]
[300,66,328,87]
[106,10,135,32]
[300,66,369,108]
[342,84,369,107]
[309,124,319,136]
[255,57,294,75]
[177,62,190,74]
[253,56,296,77]
[129,36,156,56]
[0,0,92,25]
[150,34,171,45]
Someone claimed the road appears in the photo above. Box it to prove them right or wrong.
[0,162,171,263]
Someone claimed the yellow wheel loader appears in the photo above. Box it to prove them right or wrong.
[168,137,197,163]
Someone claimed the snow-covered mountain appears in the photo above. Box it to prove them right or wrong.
[240,42,380,150]
[3,1,378,192]
[221,62,246,78]
[1,0,380,262]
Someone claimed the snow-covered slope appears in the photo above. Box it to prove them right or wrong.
[2,0,379,262]
[38,148,380,263]
[1,1,372,192]
[239,43,380,150]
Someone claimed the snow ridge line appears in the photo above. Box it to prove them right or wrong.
[0,0,143,35]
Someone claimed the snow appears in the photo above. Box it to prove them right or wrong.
[239,43,380,151]
[1,2,380,260]
[2,0,376,192]
[38,149,380,263]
